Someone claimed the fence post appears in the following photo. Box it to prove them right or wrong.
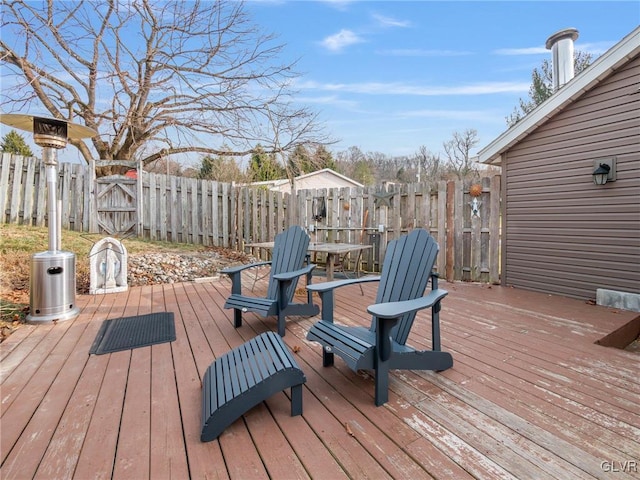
[136,159,143,236]
[444,181,454,281]
[436,181,446,276]
[489,175,501,284]
[469,183,482,282]
[453,180,464,281]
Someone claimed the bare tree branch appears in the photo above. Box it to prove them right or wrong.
[443,129,479,181]
[1,0,331,165]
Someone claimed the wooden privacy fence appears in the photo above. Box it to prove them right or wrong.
[0,153,92,232]
[285,178,501,283]
[0,153,501,283]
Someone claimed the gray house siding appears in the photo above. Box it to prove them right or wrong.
[501,54,640,300]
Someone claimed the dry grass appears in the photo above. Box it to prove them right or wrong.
[0,223,247,339]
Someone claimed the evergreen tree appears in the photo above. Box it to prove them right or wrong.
[247,145,286,181]
[288,144,338,177]
[287,144,311,177]
[311,145,337,171]
[352,160,375,186]
[1,130,34,156]
[507,51,592,127]
[197,153,244,182]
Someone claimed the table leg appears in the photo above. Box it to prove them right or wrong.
[326,253,335,281]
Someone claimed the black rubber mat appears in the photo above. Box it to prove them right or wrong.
[89,312,175,355]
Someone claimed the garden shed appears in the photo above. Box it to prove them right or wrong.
[249,168,363,193]
[477,27,640,305]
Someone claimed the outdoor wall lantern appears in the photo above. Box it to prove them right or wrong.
[592,164,610,185]
[592,157,617,185]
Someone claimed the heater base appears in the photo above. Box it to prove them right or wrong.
[26,306,80,324]
[28,250,79,324]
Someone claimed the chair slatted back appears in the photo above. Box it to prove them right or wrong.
[266,226,310,302]
[371,229,439,345]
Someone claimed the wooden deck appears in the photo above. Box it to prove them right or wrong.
[1,275,639,479]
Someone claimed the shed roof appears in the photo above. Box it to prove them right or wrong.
[294,168,364,187]
[245,168,363,191]
[477,26,640,166]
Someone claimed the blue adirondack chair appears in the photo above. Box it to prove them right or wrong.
[306,228,453,405]
[222,226,320,337]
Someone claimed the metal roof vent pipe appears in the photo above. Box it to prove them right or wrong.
[546,28,579,91]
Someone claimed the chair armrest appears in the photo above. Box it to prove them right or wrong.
[367,289,448,319]
[273,263,316,282]
[221,261,271,275]
[307,275,381,293]
[308,276,381,322]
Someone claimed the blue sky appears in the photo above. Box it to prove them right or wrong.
[246,0,639,158]
[2,1,638,164]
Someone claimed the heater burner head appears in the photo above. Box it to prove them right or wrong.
[34,117,68,149]
[0,113,96,147]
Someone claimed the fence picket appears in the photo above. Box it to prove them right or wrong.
[60,163,71,229]
[0,153,12,222]
[9,154,24,223]
[23,157,37,225]
[220,183,230,247]
[160,174,168,241]
[216,181,223,247]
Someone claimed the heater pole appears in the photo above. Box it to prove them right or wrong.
[42,147,59,252]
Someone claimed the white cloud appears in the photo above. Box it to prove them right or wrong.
[297,94,361,110]
[397,109,495,121]
[578,41,615,56]
[319,29,365,52]
[298,80,529,96]
[494,40,614,58]
[371,13,411,28]
[377,48,472,57]
[493,46,547,55]
[317,13,409,54]
[319,0,356,11]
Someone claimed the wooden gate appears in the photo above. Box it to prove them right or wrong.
[89,160,142,236]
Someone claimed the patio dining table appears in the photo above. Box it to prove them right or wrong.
[245,241,372,281]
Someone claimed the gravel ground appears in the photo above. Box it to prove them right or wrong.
[126,251,251,286]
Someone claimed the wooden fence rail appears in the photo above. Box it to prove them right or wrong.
[0,153,501,283]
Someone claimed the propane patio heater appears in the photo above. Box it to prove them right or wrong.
[0,114,96,323]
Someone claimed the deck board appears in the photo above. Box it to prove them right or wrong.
[1,277,638,480]
[33,291,118,480]
[240,404,310,479]
[72,288,132,479]
[160,288,224,480]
